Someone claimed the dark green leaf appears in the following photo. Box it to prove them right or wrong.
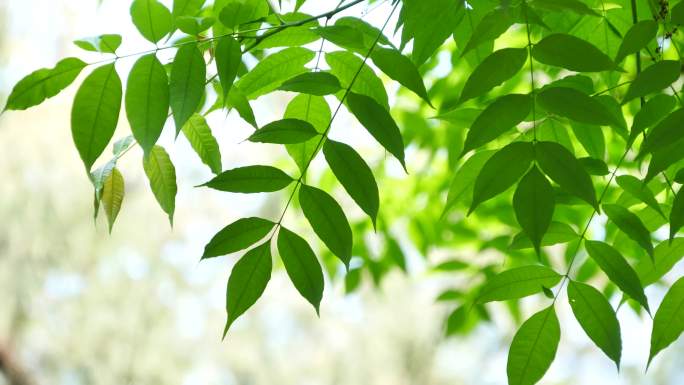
[401,0,464,64]
[74,34,122,54]
[531,0,601,16]
[101,167,124,233]
[248,118,319,144]
[615,20,658,63]
[507,305,560,385]
[201,165,293,193]
[630,94,676,144]
[670,188,684,242]
[579,157,610,176]
[459,48,528,103]
[314,25,367,52]
[277,227,325,313]
[181,113,222,174]
[130,0,173,43]
[639,108,684,157]
[622,61,680,104]
[476,265,561,303]
[463,8,514,55]
[170,43,205,134]
[536,141,598,210]
[215,36,242,101]
[513,166,555,255]
[532,33,615,72]
[143,145,177,225]
[235,47,315,99]
[203,217,274,259]
[603,204,654,259]
[462,94,532,154]
[370,47,431,105]
[278,72,341,95]
[649,276,684,367]
[538,87,619,126]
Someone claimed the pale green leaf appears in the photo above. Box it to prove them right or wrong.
[649,276,684,367]
[181,113,222,174]
[143,145,177,225]
[101,167,125,233]
[130,0,173,43]
[235,47,315,99]
[74,34,122,54]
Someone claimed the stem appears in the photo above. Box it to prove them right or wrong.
[522,1,537,141]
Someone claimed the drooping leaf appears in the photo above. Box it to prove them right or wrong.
[476,265,562,303]
[622,61,680,104]
[248,118,319,144]
[462,93,532,154]
[202,217,274,259]
[616,175,664,218]
[130,0,173,43]
[74,34,122,54]
[283,94,330,173]
[299,184,352,267]
[532,33,615,72]
[401,0,464,64]
[142,145,177,225]
[370,47,431,105]
[443,150,495,216]
[235,47,315,99]
[537,87,618,126]
[459,48,528,103]
[507,305,560,385]
[614,20,658,63]
[639,108,684,157]
[278,72,341,95]
[277,227,325,313]
[215,36,242,101]
[170,43,205,134]
[670,188,684,242]
[326,51,389,109]
[101,167,125,233]
[648,276,684,367]
[603,204,654,259]
[201,165,293,193]
[181,113,222,174]
[513,166,555,255]
[71,63,122,171]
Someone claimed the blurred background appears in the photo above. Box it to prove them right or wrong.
[1,0,684,384]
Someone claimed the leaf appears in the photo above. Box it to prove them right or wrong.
[181,113,222,174]
[226,86,257,127]
[218,0,267,30]
[74,34,122,54]
[346,92,406,170]
[579,157,610,176]
[113,136,135,157]
[173,0,205,17]
[567,280,622,369]
[101,167,125,233]
[203,217,274,259]
[278,72,341,96]
[335,16,392,48]
[538,87,618,126]
[400,0,464,64]
[507,305,560,385]
[462,8,514,55]
[176,16,215,35]
[584,240,649,311]
[4,57,86,111]
[645,139,684,182]
[532,33,615,72]
[670,188,684,242]
[235,47,315,99]
[513,166,555,255]
[509,221,578,250]
[170,43,205,134]
[459,48,528,103]
[622,61,680,104]
[531,0,601,16]
[616,175,664,218]
[535,141,598,210]
[443,150,495,215]
[630,94,676,144]
[201,165,293,193]
[603,204,654,259]
[248,118,319,144]
[130,0,173,43]
[323,140,379,227]
[370,47,431,105]
[125,54,170,156]
[142,145,177,225]
[326,51,388,109]
[277,227,325,313]
[314,26,367,52]
[256,12,319,49]
[469,142,534,214]
[649,276,684,367]
[476,265,561,303]
[299,184,353,267]
[674,0,684,25]
[614,20,658,63]
[215,36,242,101]
[462,94,532,154]
[637,238,684,286]
[571,123,605,159]
[284,94,330,173]
[639,108,684,157]
[224,242,272,335]
[71,63,122,171]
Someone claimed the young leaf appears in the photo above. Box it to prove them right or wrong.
[537,87,618,126]
[277,227,325,313]
[670,188,684,242]
[567,280,622,369]
[639,108,684,157]
[469,142,534,214]
[224,242,272,335]
[74,34,122,54]
[215,36,242,101]
[462,93,532,154]
[616,175,664,218]
[507,305,560,385]
[462,8,514,55]
[248,118,319,144]
[284,94,330,173]
[326,51,389,109]
[443,150,495,215]
[346,92,406,170]
[235,47,315,99]
[603,204,654,259]
[370,47,431,105]
[323,140,379,227]
[614,20,658,63]
[299,184,353,268]
[535,141,598,210]
[584,240,649,311]
[71,63,122,171]
[202,217,274,259]
[476,265,561,303]
[649,276,684,367]
[459,48,528,103]
[401,0,464,64]
[622,61,680,104]
[181,113,222,174]
[142,145,177,225]
[125,54,170,155]
[278,72,341,96]
[4,57,86,111]
[513,166,555,255]
[200,165,293,193]
[130,0,173,43]
[532,33,615,72]
[170,43,205,134]
[101,167,125,233]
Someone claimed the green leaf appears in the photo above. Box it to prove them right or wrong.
[639,108,684,157]
[71,63,122,171]
[459,48,528,103]
[235,47,315,99]
[401,0,464,64]
[125,54,170,156]
[584,240,649,311]
[176,16,215,35]
[142,145,177,225]
[299,184,352,267]
[532,33,615,72]
[443,150,495,215]
[509,221,578,250]
[630,94,676,144]
[670,188,684,242]
[622,61,680,104]
[567,280,622,369]
[113,136,135,157]
[314,26,366,52]
[674,0,684,25]
[226,86,257,128]
[462,8,514,55]
[74,34,122,54]
[579,157,610,176]
[513,166,555,255]
[603,204,654,259]
[202,217,274,259]
[346,92,406,170]
[170,43,205,134]
[469,142,534,214]
[637,238,684,286]
[278,72,341,95]
[616,175,664,218]
[571,123,605,159]
[130,0,173,43]
[101,167,125,233]
[4,57,86,111]
[326,51,388,109]
[462,94,532,154]
[283,94,330,173]
[277,227,325,313]
[538,87,618,126]
[256,12,319,49]
[248,118,319,144]
[173,0,205,17]
[215,36,242,101]
[614,20,658,63]
[323,139,379,227]
[507,305,560,385]
[649,276,684,367]
[201,165,293,193]
[645,140,684,182]
[219,0,267,30]
[336,16,392,48]
[531,0,601,16]
[535,141,598,210]
[370,47,432,105]
[476,265,561,303]
[224,242,272,335]
[181,113,222,174]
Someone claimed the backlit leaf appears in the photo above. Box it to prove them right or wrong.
[370,47,431,105]
[401,0,464,64]
[283,94,330,173]
[130,0,173,43]
[603,204,654,259]
[201,165,293,193]
[513,166,555,255]
[649,276,684,367]
[181,113,222,174]
[248,118,319,144]
[143,145,177,225]
[203,217,274,259]
[670,188,684,242]
[622,61,680,104]
[444,150,495,215]
[616,175,664,218]
[532,33,615,72]
[277,227,325,312]
[459,48,528,103]
[101,167,125,233]
[235,47,315,99]
[507,305,560,385]
[463,8,514,55]
[462,93,532,154]
[74,34,122,54]
[538,87,618,126]
[476,265,561,303]
[639,108,684,157]
[326,51,389,109]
